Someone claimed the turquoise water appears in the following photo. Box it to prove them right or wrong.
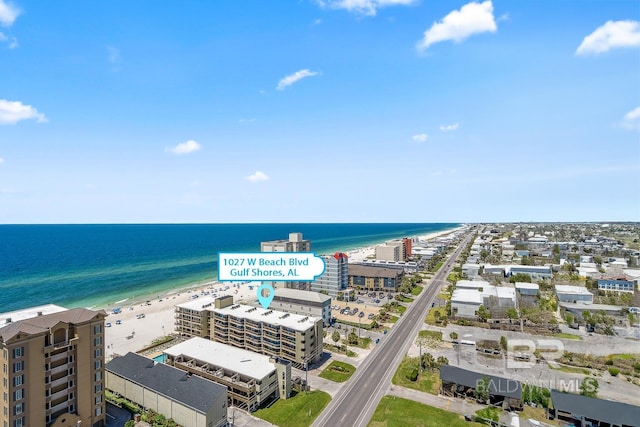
[153,354,167,363]
[0,223,458,312]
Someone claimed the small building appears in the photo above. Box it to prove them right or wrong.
[451,289,483,318]
[597,275,636,293]
[164,337,291,412]
[515,282,539,296]
[507,265,553,280]
[461,264,481,278]
[269,288,332,326]
[549,389,640,427]
[347,264,404,292]
[106,352,228,427]
[555,285,593,304]
[375,244,401,262]
[456,280,490,290]
[452,282,516,319]
[440,365,522,410]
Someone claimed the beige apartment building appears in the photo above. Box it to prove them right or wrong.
[0,305,107,427]
[175,296,323,365]
[164,337,291,412]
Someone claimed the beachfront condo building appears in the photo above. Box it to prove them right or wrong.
[261,232,311,290]
[0,305,107,427]
[164,337,291,412]
[310,252,349,298]
[175,296,323,365]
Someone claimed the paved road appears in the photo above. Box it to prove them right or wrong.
[312,232,474,427]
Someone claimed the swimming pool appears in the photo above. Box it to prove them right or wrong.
[152,353,167,363]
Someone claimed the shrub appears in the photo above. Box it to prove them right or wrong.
[406,368,419,382]
[634,362,640,372]
[605,359,614,366]
[608,367,620,376]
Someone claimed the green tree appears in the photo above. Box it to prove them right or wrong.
[509,273,532,283]
[475,376,491,403]
[506,308,518,319]
[436,356,449,367]
[477,305,490,322]
[420,352,436,371]
[348,331,359,345]
[331,330,340,346]
[500,336,507,351]
[580,377,599,398]
[124,421,135,427]
[449,331,458,340]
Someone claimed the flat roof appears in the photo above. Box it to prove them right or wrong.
[210,304,319,332]
[515,282,539,290]
[440,365,521,400]
[274,288,331,304]
[175,295,218,311]
[164,337,275,380]
[456,280,489,289]
[555,285,593,296]
[0,304,68,325]
[452,289,483,305]
[348,264,403,278]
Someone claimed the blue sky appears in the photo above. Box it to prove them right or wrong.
[1,0,639,223]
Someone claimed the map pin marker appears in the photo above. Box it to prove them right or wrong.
[257,283,275,309]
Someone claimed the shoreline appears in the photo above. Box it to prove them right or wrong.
[102,226,463,359]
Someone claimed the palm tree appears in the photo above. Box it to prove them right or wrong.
[436,356,449,367]
[421,352,436,371]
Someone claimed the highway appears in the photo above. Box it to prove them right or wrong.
[312,230,474,427]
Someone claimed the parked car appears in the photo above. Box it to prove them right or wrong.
[368,313,374,320]
[115,320,122,325]
[359,312,365,318]
[105,322,112,327]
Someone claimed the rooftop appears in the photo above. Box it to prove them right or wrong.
[514,282,539,290]
[273,288,331,304]
[175,295,218,311]
[0,304,68,325]
[440,365,521,400]
[550,389,640,426]
[451,289,483,305]
[106,352,226,414]
[0,307,106,342]
[210,303,319,332]
[456,280,489,289]
[555,285,593,296]
[164,337,276,380]
[348,264,403,278]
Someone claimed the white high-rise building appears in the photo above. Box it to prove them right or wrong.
[311,252,348,298]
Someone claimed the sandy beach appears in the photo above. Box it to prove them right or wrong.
[104,227,463,360]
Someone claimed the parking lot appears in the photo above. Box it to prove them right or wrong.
[332,291,396,324]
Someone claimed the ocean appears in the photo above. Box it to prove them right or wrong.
[0,223,458,313]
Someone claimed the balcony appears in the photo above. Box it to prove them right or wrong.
[49,351,70,364]
[48,385,75,403]
[48,364,70,376]
[48,376,69,389]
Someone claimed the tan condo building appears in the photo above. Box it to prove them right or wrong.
[0,305,107,427]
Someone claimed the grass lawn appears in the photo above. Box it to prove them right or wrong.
[418,330,442,341]
[608,353,637,360]
[549,364,590,375]
[430,261,444,273]
[520,406,560,427]
[368,395,483,427]
[396,295,414,303]
[324,343,358,357]
[337,319,375,330]
[391,357,440,394]
[318,361,356,382]
[437,292,450,300]
[553,333,582,340]
[254,390,331,427]
[411,285,423,296]
[387,315,399,324]
[347,336,371,349]
[389,304,407,315]
[425,307,446,325]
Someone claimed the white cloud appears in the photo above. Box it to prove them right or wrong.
[0,0,20,27]
[622,106,640,130]
[276,69,319,90]
[576,20,640,55]
[246,171,270,182]
[0,157,4,164]
[417,1,497,51]
[440,123,459,132]
[168,140,201,155]
[107,46,121,63]
[0,99,47,125]
[316,0,416,16]
[412,133,428,142]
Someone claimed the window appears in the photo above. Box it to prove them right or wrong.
[95,395,102,405]
[95,406,102,416]
[94,337,102,346]
[94,372,102,382]
[94,384,102,393]
[12,376,23,387]
[94,360,101,370]
[93,325,102,334]
[13,390,22,401]
[2,393,6,403]
[13,417,23,427]
[12,362,23,373]
[12,348,23,359]
[2,364,6,374]
[13,403,22,415]
[94,349,102,358]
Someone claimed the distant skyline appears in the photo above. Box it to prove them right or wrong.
[1,1,639,223]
